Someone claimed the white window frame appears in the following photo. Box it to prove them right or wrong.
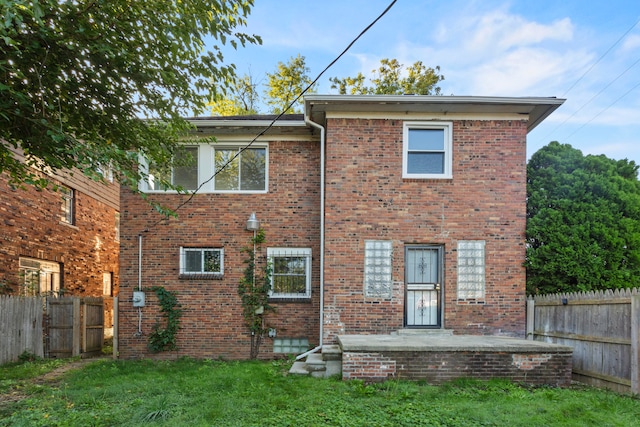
[142,145,199,192]
[19,257,61,296]
[212,145,268,193]
[179,247,224,276]
[140,143,268,194]
[402,121,453,179]
[267,247,312,299]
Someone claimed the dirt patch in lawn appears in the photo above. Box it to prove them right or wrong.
[0,357,108,405]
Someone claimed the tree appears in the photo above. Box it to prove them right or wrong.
[526,141,640,295]
[1,0,260,191]
[208,74,260,116]
[264,54,316,114]
[329,58,444,95]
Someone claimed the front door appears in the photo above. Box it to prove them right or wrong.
[405,245,442,328]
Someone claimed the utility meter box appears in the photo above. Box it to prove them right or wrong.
[133,291,145,307]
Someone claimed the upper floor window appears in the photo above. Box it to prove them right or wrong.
[267,248,312,299]
[115,212,120,242]
[403,122,452,179]
[214,147,266,191]
[141,144,267,193]
[60,186,75,225]
[147,146,198,191]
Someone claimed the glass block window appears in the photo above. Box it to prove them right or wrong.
[364,240,393,298]
[273,338,309,354]
[457,240,486,299]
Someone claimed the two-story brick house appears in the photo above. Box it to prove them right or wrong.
[117,95,563,360]
[0,151,120,335]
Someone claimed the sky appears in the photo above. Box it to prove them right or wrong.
[213,0,640,164]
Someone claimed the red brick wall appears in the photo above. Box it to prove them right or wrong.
[342,350,573,386]
[118,140,322,360]
[323,118,528,342]
[0,175,120,297]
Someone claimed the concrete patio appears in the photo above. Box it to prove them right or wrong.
[292,332,573,386]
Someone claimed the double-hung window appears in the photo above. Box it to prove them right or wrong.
[214,146,266,191]
[267,248,311,299]
[403,122,453,179]
[180,247,223,276]
[60,186,75,225]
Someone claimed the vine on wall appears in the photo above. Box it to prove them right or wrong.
[147,285,183,353]
[237,229,274,359]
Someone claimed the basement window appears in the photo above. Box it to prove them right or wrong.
[273,338,309,354]
[179,247,223,278]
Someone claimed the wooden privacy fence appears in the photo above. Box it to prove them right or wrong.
[0,296,104,365]
[0,296,44,365]
[526,288,640,394]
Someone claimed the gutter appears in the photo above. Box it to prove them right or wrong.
[301,112,326,360]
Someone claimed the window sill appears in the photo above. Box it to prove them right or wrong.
[457,299,485,305]
[59,221,79,230]
[179,274,224,280]
[268,296,312,303]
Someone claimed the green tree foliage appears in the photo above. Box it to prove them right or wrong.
[208,74,259,116]
[329,58,444,95]
[1,0,260,190]
[264,54,316,114]
[526,141,640,294]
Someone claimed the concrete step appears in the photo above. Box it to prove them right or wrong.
[305,353,326,372]
[287,346,344,378]
[289,361,310,376]
[321,344,342,361]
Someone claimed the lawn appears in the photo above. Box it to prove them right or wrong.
[1,357,639,426]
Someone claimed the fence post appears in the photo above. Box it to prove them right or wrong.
[632,294,639,395]
[72,297,81,357]
[526,298,535,340]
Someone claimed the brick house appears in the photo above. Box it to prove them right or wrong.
[117,95,563,360]
[0,151,120,333]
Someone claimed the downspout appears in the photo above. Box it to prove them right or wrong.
[137,234,143,335]
[298,112,325,360]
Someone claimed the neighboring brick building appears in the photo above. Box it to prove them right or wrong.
[118,95,563,360]
[0,156,120,332]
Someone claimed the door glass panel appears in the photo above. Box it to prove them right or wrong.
[405,246,441,327]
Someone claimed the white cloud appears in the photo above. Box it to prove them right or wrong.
[468,48,591,95]
[465,13,574,52]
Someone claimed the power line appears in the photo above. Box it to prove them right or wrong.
[149,0,398,227]
[563,79,640,143]
[538,16,640,144]
[561,17,640,98]
[543,54,640,142]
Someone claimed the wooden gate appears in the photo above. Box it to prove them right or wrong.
[83,298,104,356]
[45,297,103,358]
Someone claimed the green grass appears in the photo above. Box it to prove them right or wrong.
[1,357,639,426]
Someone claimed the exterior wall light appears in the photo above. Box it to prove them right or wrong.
[246,212,260,231]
